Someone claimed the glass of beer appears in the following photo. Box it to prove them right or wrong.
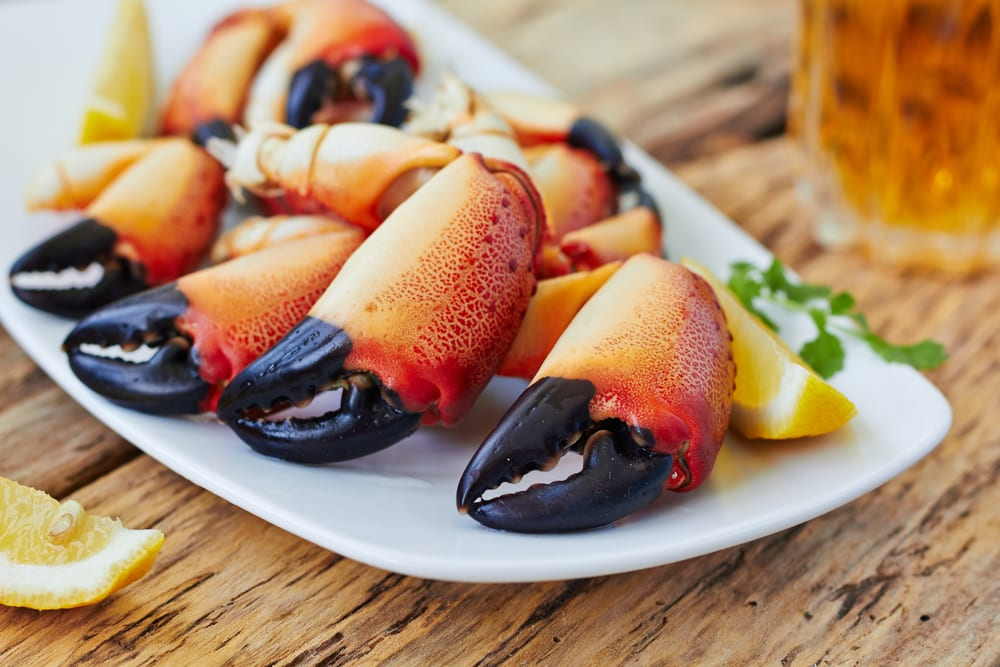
[790,0,1000,272]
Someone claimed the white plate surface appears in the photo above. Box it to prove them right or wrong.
[0,0,952,582]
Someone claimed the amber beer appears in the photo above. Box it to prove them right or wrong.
[790,0,1000,271]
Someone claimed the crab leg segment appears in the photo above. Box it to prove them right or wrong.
[217,154,544,463]
[161,8,284,136]
[497,262,620,379]
[482,91,662,275]
[220,122,461,230]
[24,139,167,212]
[405,73,529,170]
[558,206,662,272]
[10,139,226,318]
[163,0,419,136]
[211,214,360,262]
[63,230,363,415]
[458,255,735,532]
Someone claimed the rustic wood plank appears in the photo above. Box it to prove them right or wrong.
[0,332,139,498]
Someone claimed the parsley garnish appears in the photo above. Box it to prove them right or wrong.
[726,259,948,379]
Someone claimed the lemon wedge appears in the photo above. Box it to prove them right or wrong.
[79,0,154,143]
[682,258,857,439]
[0,476,164,610]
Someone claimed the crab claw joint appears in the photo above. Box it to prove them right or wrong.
[458,255,736,533]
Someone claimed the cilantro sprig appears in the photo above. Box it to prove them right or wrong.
[726,259,948,379]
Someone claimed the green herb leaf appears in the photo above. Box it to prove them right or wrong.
[727,268,779,331]
[727,258,948,378]
[800,329,845,379]
[863,334,950,370]
[829,292,855,315]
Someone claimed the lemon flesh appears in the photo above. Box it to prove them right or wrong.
[682,258,857,440]
[79,0,154,143]
[0,477,164,610]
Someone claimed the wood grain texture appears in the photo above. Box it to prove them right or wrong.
[1,0,998,665]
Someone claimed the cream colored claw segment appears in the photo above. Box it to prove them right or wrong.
[405,73,529,171]
[160,7,283,135]
[26,139,170,212]
[559,206,662,270]
[243,42,295,127]
[211,214,361,262]
[483,91,581,146]
[498,261,621,379]
[215,121,462,231]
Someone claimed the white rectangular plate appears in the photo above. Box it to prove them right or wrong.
[0,0,951,583]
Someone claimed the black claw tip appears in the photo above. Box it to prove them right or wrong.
[458,376,672,532]
[193,119,237,148]
[63,284,212,414]
[635,187,661,221]
[67,339,210,415]
[9,218,148,318]
[218,316,421,463]
[457,376,596,509]
[566,117,661,226]
[466,432,672,533]
[286,60,338,129]
[350,55,414,127]
[567,117,626,177]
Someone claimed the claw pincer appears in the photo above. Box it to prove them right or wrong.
[217,153,544,463]
[10,139,226,318]
[458,255,736,532]
[162,0,419,136]
[63,231,363,414]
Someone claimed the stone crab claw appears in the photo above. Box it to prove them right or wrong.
[161,0,419,136]
[458,255,736,532]
[217,153,545,463]
[10,139,226,318]
[63,229,363,414]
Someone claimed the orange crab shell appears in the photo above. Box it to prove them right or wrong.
[483,91,581,147]
[275,0,420,74]
[161,8,283,135]
[85,139,227,285]
[559,205,663,271]
[230,123,462,231]
[534,254,735,491]
[308,154,545,425]
[176,230,364,410]
[525,143,617,242]
[498,262,620,380]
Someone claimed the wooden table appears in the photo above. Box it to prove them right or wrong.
[3,0,998,663]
